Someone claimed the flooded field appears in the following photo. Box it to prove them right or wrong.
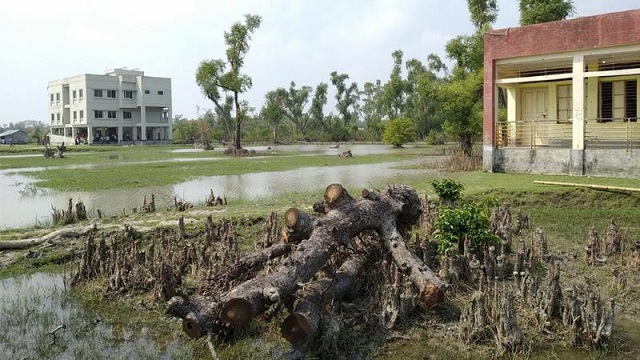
[0,144,442,229]
[0,272,191,359]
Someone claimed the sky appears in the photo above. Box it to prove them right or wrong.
[0,0,638,125]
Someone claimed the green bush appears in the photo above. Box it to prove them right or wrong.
[383,118,417,147]
[425,130,447,145]
[431,178,464,205]
[433,203,499,255]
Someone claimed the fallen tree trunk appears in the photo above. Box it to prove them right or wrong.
[281,232,379,346]
[0,224,95,251]
[167,184,445,340]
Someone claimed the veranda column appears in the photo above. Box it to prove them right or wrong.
[571,54,586,175]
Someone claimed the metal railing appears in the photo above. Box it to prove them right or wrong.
[496,118,640,149]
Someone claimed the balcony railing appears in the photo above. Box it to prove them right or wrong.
[496,118,640,149]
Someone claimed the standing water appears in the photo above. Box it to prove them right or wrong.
[0,272,192,359]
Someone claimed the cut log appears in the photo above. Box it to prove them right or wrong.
[281,208,314,244]
[0,224,95,251]
[167,184,444,340]
[280,232,378,346]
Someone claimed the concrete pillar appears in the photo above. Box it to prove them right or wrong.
[572,54,585,150]
[118,126,123,142]
[141,105,147,141]
[88,126,93,145]
[571,54,585,175]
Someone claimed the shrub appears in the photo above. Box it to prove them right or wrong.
[433,203,499,255]
[431,178,464,205]
[383,118,417,147]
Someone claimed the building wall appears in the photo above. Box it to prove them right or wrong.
[484,9,640,146]
[47,69,172,143]
[484,9,640,176]
[497,148,640,179]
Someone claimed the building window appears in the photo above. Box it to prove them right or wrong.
[50,94,54,103]
[56,113,60,120]
[79,89,84,100]
[94,89,103,97]
[123,111,132,119]
[107,111,117,119]
[600,80,638,122]
[72,90,77,100]
[73,111,77,120]
[144,90,150,94]
[157,90,164,95]
[94,110,104,119]
[557,85,572,121]
[56,93,60,104]
[80,110,84,119]
[51,113,55,122]
[123,90,134,99]
[107,90,117,98]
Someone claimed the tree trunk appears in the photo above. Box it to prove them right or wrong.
[0,224,95,251]
[166,184,445,340]
[234,92,242,150]
[280,232,378,346]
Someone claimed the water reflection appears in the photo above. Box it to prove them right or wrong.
[0,143,440,229]
[0,273,191,359]
[0,159,437,229]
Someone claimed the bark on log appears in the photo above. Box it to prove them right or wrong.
[281,208,314,244]
[280,234,377,346]
[167,184,444,340]
[0,224,95,251]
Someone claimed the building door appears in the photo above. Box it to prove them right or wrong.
[522,88,548,146]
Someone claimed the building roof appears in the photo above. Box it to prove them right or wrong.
[0,129,26,137]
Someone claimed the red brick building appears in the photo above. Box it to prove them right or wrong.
[483,9,640,177]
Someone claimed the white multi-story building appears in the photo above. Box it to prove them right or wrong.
[47,68,172,144]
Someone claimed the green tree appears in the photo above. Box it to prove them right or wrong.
[381,50,407,120]
[172,114,198,144]
[359,80,385,140]
[330,71,359,127]
[195,14,262,150]
[438,71,483,156]
[382,118,416,148]
[467,0,498,28]
[519,0,574,25]
[260,90,286,143]
[282,82,314,137]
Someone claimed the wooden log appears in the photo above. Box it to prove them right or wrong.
[281,208,314,244]
[0,224,95,251]
[280,235,377,346]
[167,184,443,339]
[534,180,640,193]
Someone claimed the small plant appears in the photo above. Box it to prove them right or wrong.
[433,203,500,255]
[431,178,464,205]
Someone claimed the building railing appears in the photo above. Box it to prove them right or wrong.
[496,118,640,149]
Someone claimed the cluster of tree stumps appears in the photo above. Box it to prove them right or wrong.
[63,183,635,357]
[450,204,619,354]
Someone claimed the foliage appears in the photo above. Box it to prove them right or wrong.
[519,0,575,25]
[260,90,286,143]
[437,71,483,156]
[425,130,447,145]
[195,14,262,150]
[431,178,464,205]
[433,202,499,254]
[467,0,498,28]
[382,118,416,147]
[330,71,359,126]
